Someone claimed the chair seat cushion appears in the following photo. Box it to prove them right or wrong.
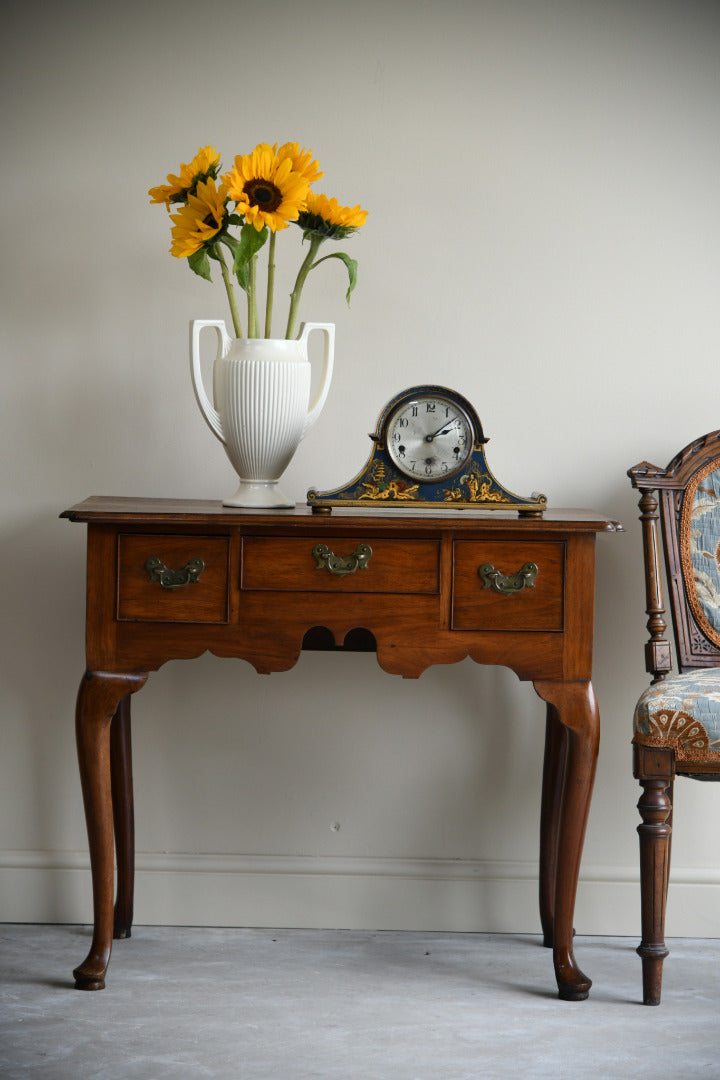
[634,668,720,765]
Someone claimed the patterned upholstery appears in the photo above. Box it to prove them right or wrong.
[633,668,720,767]
[685,462,720,641]
[634,459,720,771]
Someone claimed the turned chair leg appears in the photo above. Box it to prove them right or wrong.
[110,695,135,940]
[634,745,674,1006]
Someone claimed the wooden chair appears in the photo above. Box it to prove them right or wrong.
[629,431,720,1005]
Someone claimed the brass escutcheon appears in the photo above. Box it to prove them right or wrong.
[312,543,373,577]
[478,561,538,595]
[144,556,205,590]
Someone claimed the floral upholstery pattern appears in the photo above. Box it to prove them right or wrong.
[634,668,720,765]
[684,462,720,641]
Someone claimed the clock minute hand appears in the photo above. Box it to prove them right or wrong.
[425,418,460,441]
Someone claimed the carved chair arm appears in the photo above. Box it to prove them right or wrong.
[628,463,672,683]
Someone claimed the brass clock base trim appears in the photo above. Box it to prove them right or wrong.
[309,498,547,515]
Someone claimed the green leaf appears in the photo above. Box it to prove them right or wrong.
[232,224,268,278]
[312,251,358,304]
[235,264,249,292]
[187,248,212,281]
[219,234,239,258]
[210,234,244,289]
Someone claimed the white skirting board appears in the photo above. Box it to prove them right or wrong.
[2,850,720,938]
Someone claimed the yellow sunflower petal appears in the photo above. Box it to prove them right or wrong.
[296,192,368,238]
[148,183,177,208]
[169,177,228,257]
[150,146,221,211]
[277,142,323,183]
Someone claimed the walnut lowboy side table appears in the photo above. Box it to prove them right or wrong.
[62,497,620,999]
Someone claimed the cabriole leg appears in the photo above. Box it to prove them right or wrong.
[534,680,600,1001]
[111,695,134,939]
[73,671,147,991]
[539,703,567,948]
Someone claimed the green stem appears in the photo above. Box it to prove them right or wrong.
[265,231,276,339]
[215,246,243,339]
[286,235,323,339]
[247,254,259,338]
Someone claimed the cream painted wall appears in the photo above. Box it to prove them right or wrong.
[3,0,720,939]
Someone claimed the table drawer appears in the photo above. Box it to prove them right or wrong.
[242,536,439,593]
[117,534,229,622]
[452,541,564,631]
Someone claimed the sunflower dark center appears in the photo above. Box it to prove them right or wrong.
[244,179,282,212]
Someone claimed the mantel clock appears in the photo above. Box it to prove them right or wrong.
[307,385,546,515]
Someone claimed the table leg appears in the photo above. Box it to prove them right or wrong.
[533,680,599,1001]
[110,695,134,939]
[539,702,567,948]
[73,670,147,991]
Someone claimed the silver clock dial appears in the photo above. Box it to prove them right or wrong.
[386,395,473,481]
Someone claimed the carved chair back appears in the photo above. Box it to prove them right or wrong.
[629,430,720,681]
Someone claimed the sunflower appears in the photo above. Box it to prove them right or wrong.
[149,145,221,210]
[169,178,229,258]
[222,143,310,233]
[276,142,324,184]
[295,192,368,240]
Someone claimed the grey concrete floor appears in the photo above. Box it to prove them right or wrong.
[1,926,719,1080]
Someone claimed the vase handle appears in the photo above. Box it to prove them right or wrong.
[189,319,232,444]
[298,322,335,438]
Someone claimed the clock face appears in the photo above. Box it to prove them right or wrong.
[386,393,474,481]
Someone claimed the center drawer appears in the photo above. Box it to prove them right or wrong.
[452,540,564,631]
[241,536,439,593]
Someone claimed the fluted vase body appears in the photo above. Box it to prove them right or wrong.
[190,320,334,507]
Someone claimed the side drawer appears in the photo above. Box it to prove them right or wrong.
[241,536,439,593]
[117,534,230,622]
[452,540,564,631]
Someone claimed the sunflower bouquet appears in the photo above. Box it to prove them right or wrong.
[149,143,367,341]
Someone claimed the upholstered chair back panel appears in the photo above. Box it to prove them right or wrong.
[682,458,720,647]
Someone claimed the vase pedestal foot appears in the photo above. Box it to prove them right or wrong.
[222,480,294,509]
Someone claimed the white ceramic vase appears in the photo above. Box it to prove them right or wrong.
[190,320,335,508]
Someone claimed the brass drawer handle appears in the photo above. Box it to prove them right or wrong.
[144,556,206,590]
[478,561,538,595]
[313,543,373,577]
